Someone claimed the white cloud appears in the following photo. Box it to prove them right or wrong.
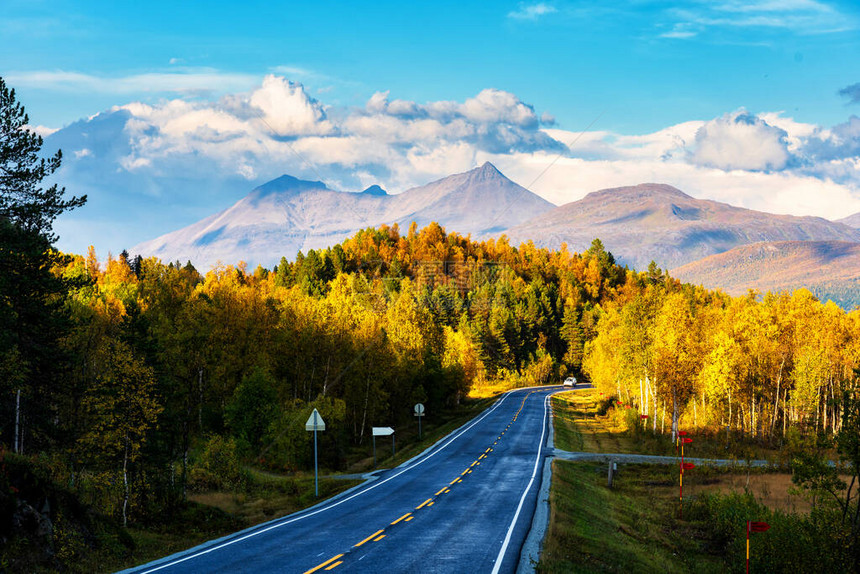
[5,68,259,96]
[659,23,699,39]
[50,75,860,251]
[664,0,857,38]
[249,75,333,136]
[22,124,59,137]
[508,2,558,20]
[73,148,92,159]
[490,149,860,222]
[691,110,791,171]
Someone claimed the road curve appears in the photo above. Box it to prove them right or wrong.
[120,386,562,574]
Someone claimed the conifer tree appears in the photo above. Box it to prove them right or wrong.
[0,76,86,451]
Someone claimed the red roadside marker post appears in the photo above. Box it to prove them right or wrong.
[746,521,771,573]
[680,436,693,470]
[677,430,688,457]
[680,462,695,518]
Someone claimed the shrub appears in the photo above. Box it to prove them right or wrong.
[189,436,245,492]
[690,491,849,572]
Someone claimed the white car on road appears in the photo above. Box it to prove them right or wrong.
[563,377,577,387]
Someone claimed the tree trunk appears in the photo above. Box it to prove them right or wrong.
[693,398,697,428]
[823,380,828,433]
[728,387,733,431]
[14,388,20,454]
[360,378,370,445]
[751,396,755,438]
[771,357,784,436]
[662,401,666,435]
[653,385,658,433]
[643,375,649,423]
[671,387,678,443]
[122,438,130,528]
[198,369,203,431]
[182,419,189,501]
[322,356,331,397]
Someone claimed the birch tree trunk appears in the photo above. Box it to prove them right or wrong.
[122,438,130,528]
[671,387,678,443]
[771,357,784,437]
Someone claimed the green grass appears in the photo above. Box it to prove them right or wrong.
[552,389,785,463]
[552,389,636,453]
[537,461,725,574]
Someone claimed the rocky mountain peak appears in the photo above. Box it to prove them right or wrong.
[360,184,387,196]
[250,174,329,198]
[471,161,506,182]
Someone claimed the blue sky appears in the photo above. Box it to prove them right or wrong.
[2,1,860,257]
[4,0,859,133]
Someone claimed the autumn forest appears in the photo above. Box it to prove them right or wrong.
[2,76,859,570]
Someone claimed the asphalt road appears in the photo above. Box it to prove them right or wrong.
[122,386,562,574]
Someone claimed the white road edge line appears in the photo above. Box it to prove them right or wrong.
[135,390,520,573]
[491,392,550,574]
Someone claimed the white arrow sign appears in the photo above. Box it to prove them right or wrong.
[305,408,325,432]
[372,426,394,436]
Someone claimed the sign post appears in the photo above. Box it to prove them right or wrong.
[677,430,688,457]
[680,462,695,517]
[372,427,395,467]
[414,403,425,439]
[305,408,326,497]
[679,434,693,518]
[746,521,771,573]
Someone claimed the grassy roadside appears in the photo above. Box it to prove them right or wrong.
[540,388,849,572]
[537,461,725,574]
[552,388,633,453]
[353,393,501,472]
[552,388,783,462]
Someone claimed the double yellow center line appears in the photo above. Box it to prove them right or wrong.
[303,390,541,573]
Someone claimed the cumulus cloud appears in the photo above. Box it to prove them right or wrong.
[83,77,565,190]
[799,116,860,180]
[23,124,58,137]
[343,88,562,155]
[47,75,860,258]
[691,110,792,171]
[249,75,333,136]
[97,82,860,199]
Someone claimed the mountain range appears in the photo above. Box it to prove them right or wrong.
[132,164,860,308]
[132,162,553,270]
[672,241,860,309]
[837,212,860,229]
[506,183,860,272]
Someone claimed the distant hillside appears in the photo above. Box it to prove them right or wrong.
[505,183,860,271]
[132,162,554,270]
[837,212,860,228]
[672,240,860,309]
